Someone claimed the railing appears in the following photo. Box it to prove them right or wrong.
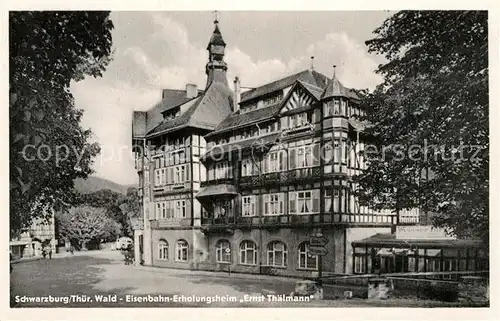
[200,213,400,229]
[239,167,322,188]
[200,178,234,187]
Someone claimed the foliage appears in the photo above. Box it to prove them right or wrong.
[75,187,140,237]
[9,11,114,237]
[355,11,488,243]
[56,206,121,249]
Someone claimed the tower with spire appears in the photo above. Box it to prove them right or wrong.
[205,13,228,89]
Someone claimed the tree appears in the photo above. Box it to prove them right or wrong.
[355,11,488,243]
[56,206,121,250]
[9,12,114,237]
[117,187,142,236]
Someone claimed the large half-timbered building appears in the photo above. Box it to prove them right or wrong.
[132,19,420,277]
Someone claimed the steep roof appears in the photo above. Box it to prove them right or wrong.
[206,102,281,138]
[321,75,361,100]
[147,82,233,137]
[157,89,204,114]
[240,69,329,103]
[207,23,226,49]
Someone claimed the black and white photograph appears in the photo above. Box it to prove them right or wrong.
[6,7,493,315]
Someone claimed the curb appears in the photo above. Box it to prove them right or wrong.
[132,265,300,283]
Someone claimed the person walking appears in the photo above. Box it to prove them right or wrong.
[42,248,47,259]
[69,245,74,255]
[48,248,52,259]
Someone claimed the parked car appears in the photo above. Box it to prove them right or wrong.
[115,237,133,250]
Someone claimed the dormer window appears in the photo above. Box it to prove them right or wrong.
[163,107,181,121]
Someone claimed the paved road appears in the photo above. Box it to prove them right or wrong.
[10,250,465,308]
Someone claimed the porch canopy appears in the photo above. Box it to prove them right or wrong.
[196,184,238,198]
[352,233,484,249]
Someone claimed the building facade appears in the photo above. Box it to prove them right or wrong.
[132,19,420,277]
[10,211,57,258]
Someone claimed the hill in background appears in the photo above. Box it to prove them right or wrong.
[74,176,136,195]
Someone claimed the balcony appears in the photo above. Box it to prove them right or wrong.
[152,182,191,196]
[200,212,401,233]
[239,167,322,188]
[200,177,234,188]
[150,219,191,229]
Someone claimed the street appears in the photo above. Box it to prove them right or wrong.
[10,250,464,308]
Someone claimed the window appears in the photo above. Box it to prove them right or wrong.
[239,241,257,265]
[216,240,231,263]
[242,159,255,177]
[176,240,188,262]
[325,189,333,213]
[242,196,256,217]
[298,191,312,214]
[266,151,285,173]
[324,143,333,163]
[158,240,168,260]
[174,165,187,183]
[267,241,287,267]
[354,256,366,273]
[290,145,316,169]
[264,193,284,215]
[298,242,318,270]
[289,190,320,214]
[176,200,186,218]
[215,162,231,179]
[324,102,333,117]
[214,199,232,218]
[289,112,308,128]
[155,169,161,186]
[333,100,340,115]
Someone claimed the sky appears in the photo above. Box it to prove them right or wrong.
[70,11,394,185]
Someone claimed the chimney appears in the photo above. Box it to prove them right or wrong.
[233,76,241,112]
[186,84,198,99]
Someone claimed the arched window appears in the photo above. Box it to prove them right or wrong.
[216,240,231,263]
[176,239,188,262]
[239,241,257,265]
[267,241,287,267]
[158,239,168,260]
[298,242,318,270]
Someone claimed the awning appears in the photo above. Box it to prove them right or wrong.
[196,184,238,198]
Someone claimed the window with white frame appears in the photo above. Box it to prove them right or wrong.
[174,165,186,183]
[158,240,168,260]
[323,102,333,117]
[239,241,257,265]
[215,162,231,179]
[298,242,318,270]
[176,240,188,262]
[264,193,284,215]
[242,196,256,217]
[298,191,312,214]
[289,190,320,214]
[267,241,287,267]
[266,151,284,173]
[216,240,231,263]
[175,200,186,218]
[241,159,255,177]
